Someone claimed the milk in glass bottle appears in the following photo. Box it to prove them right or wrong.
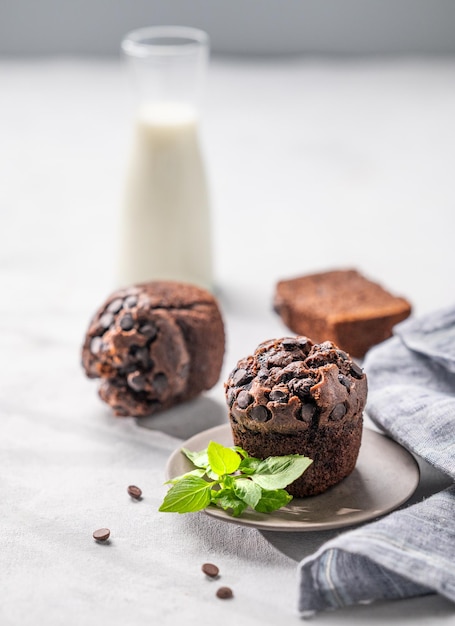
[118,27,212,289]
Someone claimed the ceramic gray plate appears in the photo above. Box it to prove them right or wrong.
[165,424,420,532]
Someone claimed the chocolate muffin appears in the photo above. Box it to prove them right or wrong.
[225,337,367,497]
[82,281,225,417]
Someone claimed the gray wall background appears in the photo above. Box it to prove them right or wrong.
[1,0,455,57]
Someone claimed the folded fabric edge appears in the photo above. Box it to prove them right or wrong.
[297,547,431,615]
[366,386,455,480]
[297,486,455,615]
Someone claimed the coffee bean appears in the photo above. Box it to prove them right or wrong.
[350,362,363,379]
[202,563,219,578]
[93,528,110,542]
[237,390,253,409]
[127,371,146,392]
[250,405,271,422]
[124,295,138,308]
[120,314,134,331]
[127,485,142,500]
[216,587,233,599]
[330,403,347,421]
[269,388,288,402]
[107,298,123,314]
[100,313,114,329]
[153,373,168,394]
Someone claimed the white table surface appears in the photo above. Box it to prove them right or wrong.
[1,57,454,625]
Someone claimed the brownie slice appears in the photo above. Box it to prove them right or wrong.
[225,337,367,497]
[274,269,411,357]
[82,281,225,417]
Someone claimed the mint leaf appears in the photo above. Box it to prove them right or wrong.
[213,491,248,517]
[251,455,313,490]
[233,478,262,509]
[182,447,209,469]
[160,443,313,518]
[207,441,241,476]
[231,446,250,458]
[255,489,293,513]
[165,468,206,484]
[159,475,213,513]
[239,456,261,475]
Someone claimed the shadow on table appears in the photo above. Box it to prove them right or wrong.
[136,395,228,441]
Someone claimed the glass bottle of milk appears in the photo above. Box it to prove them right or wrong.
[118,26,212,290]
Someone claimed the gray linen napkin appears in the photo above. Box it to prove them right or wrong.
[298,305,455,615]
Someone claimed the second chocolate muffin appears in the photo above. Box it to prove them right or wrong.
[224,337,367,497]
[82,281,225,417]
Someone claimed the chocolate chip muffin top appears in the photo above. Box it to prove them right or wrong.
[225,337,367,434]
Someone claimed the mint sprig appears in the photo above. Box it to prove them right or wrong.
[159,441,312,517]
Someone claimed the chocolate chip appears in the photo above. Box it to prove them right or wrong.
[109,377,125,388]
[93,528,110,542]
[350,362,363,379]
[135,347,152,367]
[138,323,157,339]
[124,295,138,308]
[257,368,269,379]
[338,374,351,390]
[281,338,298,350]
[90,336,103,355]
[232,368,251,386]
[298,403,316,423]
[91,323,106,337]
[319,341,335,351]
[202,563,219,578]
[100,313,114,329]
[127,371,146,392]
[153,373,168,394]
[297,337,311,351]
[269,388,288,402]
[237,390,253,409]
[250,405,271,422]
[226,388,236,407]
[216,587,233,599]
[179,363,190,379]
[107,298,123,313]
[112,406,129,416]
[127,485,142,500]
[267,351,293,367]
[337,350,349,361]
[330,403,347,421]
[120,314,134,331]
[293,378,313,398]
[281,337,310,352]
